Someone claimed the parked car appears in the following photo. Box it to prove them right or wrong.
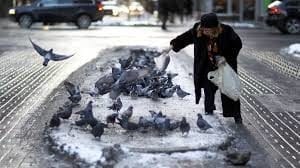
[265,0,300,34]
[102,0,120,16]
[8,0,104,29]
[128,1,144,16]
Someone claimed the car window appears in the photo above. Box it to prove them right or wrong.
[58,0,73,4]
[286,0,300,7]
[73,0,94,4]
[41,0,58,5]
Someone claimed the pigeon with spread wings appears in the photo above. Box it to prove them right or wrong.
[29,38,74,66]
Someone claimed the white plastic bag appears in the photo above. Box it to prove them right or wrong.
[207,63,241,101]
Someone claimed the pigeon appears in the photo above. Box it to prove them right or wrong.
[116,118,139,131]
[161,86,177,98]
[175,85,190,98]
[110,85,122,100]
[106,113,118,125]
[138,116,154,129]
[168,120,180,131]
[75,119,88,127]
[149,110,165,118]
[64,81,81,104]
[56,104,73,120]
[179,117,190,136]
[120,106,133,120]
[91,122,105,139]
[117,69,149,85]
[107,97,123,112]
[95,74,115,95]
[29,38,74,66]
[75,101,93,119]
[112,67,122,81]
[197,113,212,131]
[226,151,251,166]
[154,117,170,135]
[119,56,133,70]
[49,114,60,127]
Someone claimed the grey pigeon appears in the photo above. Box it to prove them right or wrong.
[175,85,190,98]
[30,38,74,66]
[117,69,149,85]
[109,84,122,100]
[75,101,94,119]
[91,122,105,139]
[179,117,190,136]
[138,116,155,129]
[56,104,73,120]
[116,118,139,131]
[49,114,60,127]
[161,86,177,98]
[168,119,180,131]
[75,101,99,128]
[107,97,123,112]
[95,74,115,95]
[154,117,170,135]
[112,67,122,81]
[197,113,212,131]
[75,119,88,127]
[226,151,251,166]
[120,106,133,120]
[106,113,118,125]
[64,81,81,104]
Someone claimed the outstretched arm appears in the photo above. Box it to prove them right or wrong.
[170,27,194,52]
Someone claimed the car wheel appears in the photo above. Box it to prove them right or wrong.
[76,15,91,29]
[18,14,33,29]
[285,18,300,34]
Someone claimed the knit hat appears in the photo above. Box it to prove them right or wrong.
[201,13,219,28]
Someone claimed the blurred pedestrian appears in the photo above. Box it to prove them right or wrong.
[162,13,243,124]
[158,0,169,30]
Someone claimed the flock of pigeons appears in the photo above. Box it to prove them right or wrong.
[48,48,213,139]
[34,42,250,166]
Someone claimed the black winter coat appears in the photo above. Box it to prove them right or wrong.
[170,23,242,104]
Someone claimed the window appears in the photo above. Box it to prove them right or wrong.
[41,0,58,5]
[213,0,227,13]
[73,0,94,4]
[232,0,240,14]
[58,0,73,4]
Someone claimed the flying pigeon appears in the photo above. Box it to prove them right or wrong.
[64,81,82,104]
[179,117,190,136]
[197,113,212,131]
[29,38,74,66]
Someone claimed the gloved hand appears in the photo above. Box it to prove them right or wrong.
[215,55,226,66]
[161,45,173,56]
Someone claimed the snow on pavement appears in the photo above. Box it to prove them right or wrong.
[48,47,229,167]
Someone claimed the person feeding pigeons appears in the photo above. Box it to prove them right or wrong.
[162,13,243,124]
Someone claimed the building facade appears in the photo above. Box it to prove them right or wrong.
[194,0,274,22]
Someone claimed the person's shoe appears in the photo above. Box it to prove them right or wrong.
[205,111,214,115]
[234,117,243,124]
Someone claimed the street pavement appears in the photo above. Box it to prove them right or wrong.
[0,20,299,167]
